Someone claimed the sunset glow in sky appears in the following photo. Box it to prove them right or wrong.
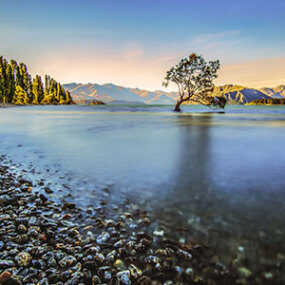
[1,0,285,91]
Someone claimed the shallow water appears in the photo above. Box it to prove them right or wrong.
[0,104,285,270]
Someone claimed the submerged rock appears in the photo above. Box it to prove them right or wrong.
[0,260,15,268]
[58,255,77,268]
[116,270,131,285]
[238,267,252,278]
[15,252,32,267]
[129,264,143,279]
[0,159,283,285]
[113,259,126,271]
[96,231,110,244]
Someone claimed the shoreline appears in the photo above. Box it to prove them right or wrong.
[0,104,18,108]
[0,158,245,285]
[0,157,283,284]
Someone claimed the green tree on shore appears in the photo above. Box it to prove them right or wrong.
[6,64,16,103]
[32,75,44,104]
[0,57,8,103]
[0,55,74,105]
[12,86,29,104]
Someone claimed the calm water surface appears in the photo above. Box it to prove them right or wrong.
[0,105,285,269]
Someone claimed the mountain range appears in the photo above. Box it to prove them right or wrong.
[63,83,285,105]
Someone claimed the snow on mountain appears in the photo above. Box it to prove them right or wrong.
[63,83,283,105]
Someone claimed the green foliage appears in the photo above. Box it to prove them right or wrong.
[6,64,16,103]
[250,98,285,105]
[12,86,29,104]
[0,56,7,103]
[163,53,226,111]
[0,55,74,105]
[32,75,44,104]
[41,77,73,105]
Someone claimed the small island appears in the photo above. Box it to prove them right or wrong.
[89,100,106,105]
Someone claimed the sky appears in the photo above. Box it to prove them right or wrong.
[1,0,285,91]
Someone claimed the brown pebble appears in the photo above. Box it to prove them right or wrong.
[39,234,47,242]
[143,217,151,225]
[62,214,72,220]
[0,271,12,283]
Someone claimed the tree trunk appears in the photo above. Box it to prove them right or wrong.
[174,100,183,112]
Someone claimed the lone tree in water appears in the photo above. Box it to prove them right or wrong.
[163,53,227,112]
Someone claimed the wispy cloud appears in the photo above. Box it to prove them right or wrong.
[193,30,241,44]
[8,28,283,91]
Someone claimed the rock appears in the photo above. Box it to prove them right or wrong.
[39,234,47,243]
[62,214,72,220]
[28,216,37,226]
[106,250,117,263]
[0,260,15,269]
[58,255,77,268]
[153,230,164,237]
[185,267,194,278]
[15,234,29,244]
[91,275,101,284]
[37,277,49,285]
[129,264,142,279]
[17,224,27,233]
[113,259,126,271]
[263,272,273,279]
[114,239,125,248]
[143,218,151,225]
[67,228,79,237]
[15,252,32,267]
[41,218,57,228]
[96,232,110,244]
[39,194,48,203]
[174,266,184,277]
[104,270,112,282]
[0,271,12,283]
[116,270,131,285]
[144,255,161,264]
[238,267,252,278]
[94,253,105,265]
[177,249,192,260]
[59,269,72,282]
[0,195,17,206]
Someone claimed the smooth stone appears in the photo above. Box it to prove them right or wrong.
[116,270,131,285]
[0,271,12,283]
[58,255,77,268]
[238,267,252,278]
[0,260,15,268]
[15,252,32,267]
[113,259,126,271]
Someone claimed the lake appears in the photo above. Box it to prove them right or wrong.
[0,104,285,272]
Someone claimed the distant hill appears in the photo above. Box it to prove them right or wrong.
[63,82,283,105]
[260,85,285,99]
[211,85,271,104]
[63,83,176,105]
